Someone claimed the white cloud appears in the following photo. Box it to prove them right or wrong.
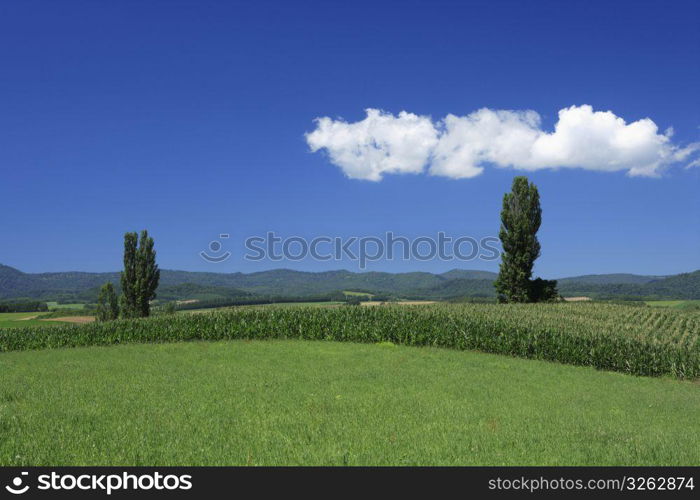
[305,109,438,181]
[431,109,542,179]
[306,105,699,180]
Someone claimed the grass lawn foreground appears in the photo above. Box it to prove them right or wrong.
[0,339,698,466]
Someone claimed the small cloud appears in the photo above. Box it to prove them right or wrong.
[306,105,699,180]
[686,158,700,169]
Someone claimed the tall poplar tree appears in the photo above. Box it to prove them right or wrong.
[494,176,554,303]
[135,229,160,317]
[120,232,139,318]
[120,230,160,318]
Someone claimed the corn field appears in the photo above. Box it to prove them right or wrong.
[1,303,698,378]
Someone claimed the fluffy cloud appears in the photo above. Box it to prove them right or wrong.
[306,105,698,180]
[431,109,542,179]
[305,109,438,181]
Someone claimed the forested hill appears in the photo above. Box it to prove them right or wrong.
[557,271,700,300]
[0,264,698,301]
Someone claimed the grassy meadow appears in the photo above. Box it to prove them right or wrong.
[45,302,86,310]
[176,301,345,314]
[1,340,698,466]
[343,291,374,297]
[0,301,698,466]
[0,312,72,329]
[646,299,700,310]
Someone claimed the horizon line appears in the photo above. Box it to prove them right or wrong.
[3,262,696,280]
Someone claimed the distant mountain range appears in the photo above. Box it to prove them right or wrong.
[0,264,698,302]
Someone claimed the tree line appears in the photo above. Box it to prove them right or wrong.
[0,300,49,313]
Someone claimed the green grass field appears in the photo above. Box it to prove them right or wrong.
[0,312,69,329]
[45,302,86,310]
[343,291,374,297]
[0,340,698,466]
[646,300,700,310]
[176,301,344,314]
[244,301,345,308]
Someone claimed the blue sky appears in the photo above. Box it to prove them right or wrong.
[1,0,698,277]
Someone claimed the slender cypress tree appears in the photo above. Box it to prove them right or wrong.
[96,282,119,321]
[120,232,139,318]
[135,229,160,317]
[494,176,543,303]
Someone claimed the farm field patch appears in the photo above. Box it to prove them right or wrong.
[2,303,698,378]
[646,300,700,310]
[45,302,86,310]
[0,312,70,329]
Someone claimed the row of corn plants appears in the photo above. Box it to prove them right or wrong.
[0,303,698,378]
